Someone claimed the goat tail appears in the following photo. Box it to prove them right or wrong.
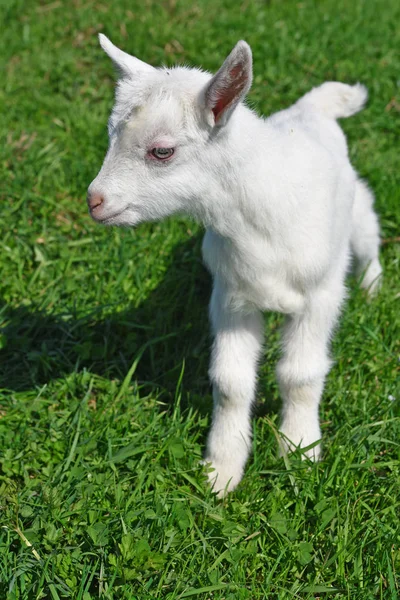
[298,82,368,119]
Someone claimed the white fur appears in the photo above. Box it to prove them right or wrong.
[88,36,382,496]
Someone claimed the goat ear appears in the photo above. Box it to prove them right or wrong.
[203,40,253,127]
[99,34,155,77]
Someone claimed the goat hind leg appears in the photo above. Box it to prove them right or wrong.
[351,179,382,295]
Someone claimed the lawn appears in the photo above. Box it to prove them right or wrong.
[0,0,399,598]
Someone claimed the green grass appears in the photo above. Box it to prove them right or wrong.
[0,0,399,598]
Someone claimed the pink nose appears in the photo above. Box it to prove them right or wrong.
[87,192,104,212]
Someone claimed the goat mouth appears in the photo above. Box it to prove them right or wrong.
[90,207,128,224]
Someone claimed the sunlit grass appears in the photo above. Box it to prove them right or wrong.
[0,0,399,598]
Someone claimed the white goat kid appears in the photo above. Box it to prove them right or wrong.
[88,35,382,496]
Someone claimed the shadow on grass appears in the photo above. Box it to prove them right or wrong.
[0,233,279,418]
[0,235,212,403]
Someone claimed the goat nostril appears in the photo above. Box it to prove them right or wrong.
[87,193,104,211]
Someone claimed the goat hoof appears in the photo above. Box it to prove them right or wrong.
[201,459,243,498]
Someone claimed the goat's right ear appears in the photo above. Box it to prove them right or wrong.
[201,41,253,127]
[99,34,155,78]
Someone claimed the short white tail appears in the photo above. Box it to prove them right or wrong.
[298,81,368,119]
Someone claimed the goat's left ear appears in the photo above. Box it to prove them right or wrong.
[202,40,253,127]
[99,34,155,78]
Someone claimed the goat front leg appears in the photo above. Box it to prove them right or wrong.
[277,272,346,459]
[204,280,264,496]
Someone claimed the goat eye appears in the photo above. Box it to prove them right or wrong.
[151,147,174,160]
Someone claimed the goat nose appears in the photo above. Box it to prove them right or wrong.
[87,192,104,211]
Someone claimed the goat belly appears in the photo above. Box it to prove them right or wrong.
[240,273,306,315]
